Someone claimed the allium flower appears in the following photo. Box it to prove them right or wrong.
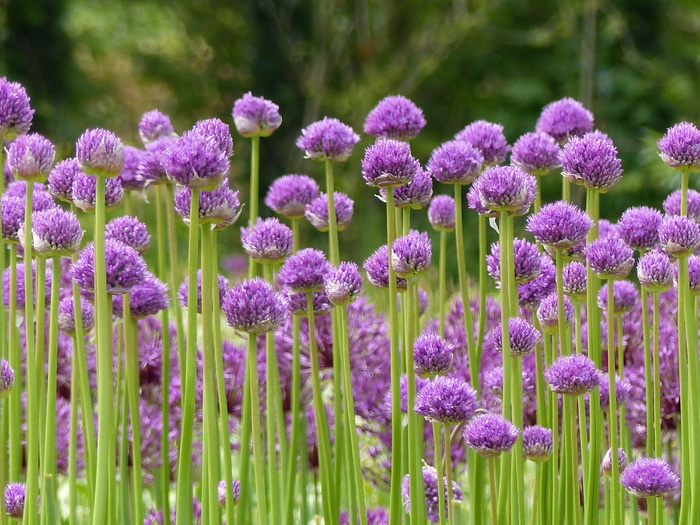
[364,95,426,141]
[464,412,519,457]
[112,272,169,319]
[470,165,536,215]
[598,373,632,411]
[137,136,177,185]
[190,118,233,158]
[662,189,700,221]
[7,133,55,181]
[265,174,319,219]
[161,133,229,190]
[601,448,628,477]
[455,120,509,166]
[2,261,52,310]
[174,184,242,229]
[286,290,333,317]
[584,236,635,279]
[518,254,556,308]
[0,77,34,139]
[621,458,680,498]
[105,216,150,254]
[493,318,541,356]
[296,117,359,162]
[688,255,700,295]
[536,292,574,334]
[278,248,330,292]
[522,425,553,462]
[0,358,15,397]
[178,270,229,314]
[402,466,462,523]
[486,238,541,283]
[340,507,389,525]
[658,214,700,257]
[76,128,125,178]
[616,206,662,252]
[597,280,639,314]
[48,158,83,203]
[1,196,26,243]
[658,122,700,172]
[240,217,293,263]
[217,479,241,507]
[428,194,456,231]
[324,261,363,306]
[526,200,592,249]
[510,131,561,175]
[29,207,83,256]
[363,244,408,290]
[305,192,354,232]
[139,109,176,145]
[544,354,599,395]
[72,172,123,212]
[413,333,454,378]
[71,239,147,295]
[361,138,420,188]
[4,482,25,519]
[232,92,282,138]
[391,230,432,277]
[563,261,587,299]
[637,250,673,292]
[427,140,483,184]
[222,277,288,334]
[535,97,594,144]
[118,146,146,191]
[560,132,623,192]
[381,167,433,209]
[58,295,95,335]
[414,376,477,424]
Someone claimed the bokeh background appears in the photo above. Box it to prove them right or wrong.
[3,0,700,265]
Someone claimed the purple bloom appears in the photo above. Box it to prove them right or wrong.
[617,206,662,252]
[658,214,700,257]
[190,118,233,158]
[118,146,146,191]
[277,248,330,292]
[264,174,320,219]
[217,478,241,507]
[601,448,628,477]
[58,295,95,335]
[4,482,25,519]
[470,165,536,215]
[1,196,27,244]
[688,255,700,295]
[597,280,638,314]
[112,272,169,319]
[560,132,623,192]
[364,95,426,141]
[464,412,519,457]
[637,250,673,292]
[535,97,594,144]
[518,254,556,308]
[426,140,483,185]
[493,318,541,356]
[363,244,408,290]
[178,270,229,314]
[563,261,587,299]
[340,507,389,525]
[392,230,432,277]
[537,292,574,334]
[2,261,52,310]
[106,216,150,254]
[72,172,123,212]
[296,117,359,162]
[174,184,242,230]
[48,158,83,203]
[161,133,229,190]
[455,120,509,166]
[222,277,288,334]
[286,290,333,317]
[232,92,282,138]
[544,354,599,395]
[0,358,14,396]
[658,122,700,172]
[662,189,700,222]
[510,131,561,175]
[414,332,454,378]
[402,466,462,523]
[75,128,125,178]
[71,239,147,295]
[522,425,552,462]
[415,375,477,424]
[30,207,83,255]
[240,217,293,263]
[526,200,592,249]
[621,458,680,498]
[305,192,354,232]
[0,77,34,139]
[137,136,177,185]
[138,109,176,145]
[598,372,632,411]
[486,238,541,283]
[428,194,456,232]
[380,167,433,209]
[362,138,420,188]
[584,236,635,279]
[7,133,55,181]
[324,261,363,306]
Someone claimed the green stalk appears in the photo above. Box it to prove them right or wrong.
[677,256,691,524]
[606,282,621,525]
[433,423,446,525]
[248,136,261,226]
[164,184,186,380]
[652,293,662,456]
[476,215,488,373]
[530,463,545,525]
[118,353,130,525]
[291,218,300,253]
[34,256,47,441]
[284,315,303,525]
[562,177,570,202]
[488,458,498,525]
[555,249,571,356]
[550,356,561,525]
[235,365,253,525]
[640,288,654,457]
[7,245,21,480]
[247,331,269,524]
[438,230,448,337]
[68,337,80,525]
[325,160,340,264]
[444,424,455,525]
[565,395,581,525]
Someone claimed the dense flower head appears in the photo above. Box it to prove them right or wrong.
[0,358,14,396]
[522,425,553,462]
[222,277,288,334]
[178,270,228,314]
[487,238,541,283]
[76,128,125,178]
[1,196,25,243]
[601,448,628,477]
[402,466,463,523]
[139,109,176,145]
[597,280,639,314]
[510,131,561,175]
[519,254,556,307]
[112,272,169,319]
[560,132,623,192]
[598,372,632,411]
[305,192,354,232]
[48,158,83,203]
[0,77,34,139]
[265,174,319,219]
[190,118,233,158]
[414,332,454,378]
[464,412,519,457]
[363,244,408,290]
[427,139,483,184]
[616,206,662,251]
[688,255,700,295]
[362,138,420,188]
[455,120,509,166]
[278,248,330,292]
[584,236,635,279]
[72,172,123,212]
[428,194,456,231]
[4,482,25,519]
[658,121,700,172]
[563,261,587,299]
[58,295,95,335]
[286,289,333,317]
[240,217,293,263]
[137,136,177,185]
[7,133,55,181]
[175,184,241,229]
[105,216,150,254]
[296,117,359,162]
[340,507,389,525]
[621,458,680,498]
[415,375,477,424]
[30,207,83,255]
[2,261,52,310]
[217,479,241,508]
[161,132,229,190]
[537,292,574,334]
[232,91,282,138]
[324,262,363,306]
[391,230,432,277]
[118,146,146,191]
[535,97,594,144]
[545,354,599,395]
[71,239,147,295]
[493,318,541,356]
[381,167,433,209]
[637,250,673,292]
[658,214,700,257]
[527,200,592,249]
[364,95,426,141]
[662,189,700,221]
[470,165,536,215]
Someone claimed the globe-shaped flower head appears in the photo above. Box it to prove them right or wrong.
[0,358,15,397]
[616,206,662,252]
[402,466,462,523]
[71,239,147,295]
[277,248,330,293]
[305,192,354,232]
[112,272,169,319]
[4,482,26,519]
[58,295,95,336]
[105,216,150,254]
[240,217,293,264]
[658,214,700,257]
[364,95,426,141]
[601,448,628,477]
[537,292,574,334]
[265,174,319,219]
[138,109,176,146]
[658,121,700,172]
[217,479,241,508]
[413,333,454,378]
[637,250,673,292]
[76,128,125,178]
[381,167,433,209]
[296,117,359,162]
[597,373,632,412]
[178,270,229,314]
[391,230,432,278]
[662,189,700,221]
[174,185,241,230]
[560,132,623,192]
[518,254,556,308]
[222,277,288,334]
[363,244,408,290]
[427,140,483,185]
[0,77,34,140]
[30,207,83,256]
[190,118,234,158]
[117,146,146,191]
[324,261,363,306]
[486,238,541,283]
[563,261,587,300]
[1,196,26,244]
[510,131,561,175]
[137,136,177,185]
[522,425,553,462]
[535,97,594,144]
[493,318,541,356]
[455,120,509,166]
[427,194,456,232]
[464,413,519,457]
[527,200,592,249]
[597,280,639,314]
[72,172,123,212]
[48,158,83,203]
[7,133,55,181]
[414,376,477,424]
[362,138,420,188]
[232,92,282,138]
[544,354,599,396]
[621,458,680,498]
[162,132,229,190]
[584,236,635,279]
[470,165,536,215]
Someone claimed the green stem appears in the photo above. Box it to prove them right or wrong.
[489,457,498,525]
[68,337,79,525]
[7,245,21,480]
[292,218,300,253]
[606,281,620,525]
[284,315,303,525]
[235,364,253,525]
[562,177,570,202]
[433,423,447,525]
[476,215,488,375]
[555,249,571,356]
[164,184,186,383]
[248,136,261,226]
[439,230,448,338]
[652,293,662,458]
[35,256,47,442]
[566,396,581,525]
[445,424,455,525]
[325,160,340,265]
[247,332,269,524]
[640,288,654,456]
[677,256,691,524]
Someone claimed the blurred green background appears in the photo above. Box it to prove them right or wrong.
[2,0,700,265]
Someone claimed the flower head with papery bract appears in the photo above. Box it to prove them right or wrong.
[324,262,363,306]
[112,272,169,319]
[537,292,574,334]
[380,167,432,209]
[523,425,552,462]
[72,172,123,212]
[658,122,700,172]
[662,189,700,222]
[511,131,561,175]
[161,133,229,190]
[265,174,319,219]
[601,448,628,477]
[402,466,462,523]
[527,200,592,249]
[296,117,359,162]
[232,92,282,138]
[621,458,680,498]
[428,194,455,232]
[175,184,241,230]
[545,354,599,396]
[58,295,94,335]
[455,120,509,166]
[391,230,432,278]
[487,238,541,284]
[106,216,150,254]
[535,97,594,144]
[278,248,330,293]
[585,236,635,279]
[139,109,176,146]
[48,158,83,203]
[223,277,288,334]
[563,261,587,299]
[637,250,673,292]
[0,359,14,397]
[71,239,147,295]
[363,244,408,290]
[560,132,623,192]
[178,270,228,315]
[364,95,426,141]
[427,140,483,184]
[4,482,25,519]
[415,375,477,424]
[414,332,454,378]
[597,280,638,314]
[0,77,33,140]
[7,133,55,181]
[190,118,233,158]
[362,138,420,188]
[240,217,293,263]
[30,207,83,256]
[305,192,354,232]
[464,412,519,457]
[617,206,662,252]
[76,128,125,178]
[493,318,541,356]
[470,165,536,215]
[658,214,700,257]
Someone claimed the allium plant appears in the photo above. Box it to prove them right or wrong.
[364,95,426,141]
[138,109,176,145]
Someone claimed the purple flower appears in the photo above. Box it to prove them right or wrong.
[30,207,83,255]
[48,158,83,203]
[305,192,354,232]
[137,136,177,185]
[487,238,541,283]
[510,131,561,175]
[464,412,519,457]
[0,358,15,396]
[363,244,408,290]
[296,117,359,162]
[58,295,95,335]
[217,478,241,507]
[391,230,432,277]
[190,118,233,158]
[138,109,176,145]
[597,280,639,314]
[0,77,34,139]
[174,184,242,229]
[428,194,455,232]
[522,425,552,462]
[240,217,293,263]
[0,195,34,244]
[414,332,454,378]
[71,239,147,295]
[324,261,363,306]
[340,507,389,525]
[415,375,477,424]
[518,254,556,308]
[537,292,574,334]
[161,133,229,190]
[118,146,146,191]
[470,165,536,215]
[232,92,282,138]
[427,140,483,185]
[455,120,509,166]
[72,172,123,212]
[364,95,426,141]
[380,167,433,209]
[2,261,52,310]
[637,250,673,292]
[493,318,541,356]
[601,448,628,477]
[621,458,680,498]
[105,216,150,254]
[362,138,420,188]
[658,214,700,257]
[76,128,125,178]
[688,255,700,295]
[4,482,26,519]
[563,261,587,299]
[658,122,700,172]
[178,270,229,314]
[278,248,330,292]
[286,290,333,317]
[597,372,632,411]
[662,189,700,222]
[544,354,599,395]
[526,200,592,249]
[7,133,55,181]
[584,236,635,279]
[264,174,319,219]
[560,132,623,192]
[222,277,288,334]
[617,206,662,252]
[535,97,594,144]
[112,272,169,319]
[402,466,462,523]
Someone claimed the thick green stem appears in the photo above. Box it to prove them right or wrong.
[439,230,448,338]
[445,424,455,525]
[68,338,79,525]
[164,184,186,381]
[284,315,303,525]
[476,215,488,373]
[606,282,621,525]
[555,249,571,356]
[325,160,340,265]
[433,423,446,525]
[248,136,261,226]
[640,288,653,457]
[651,293,662,458]
[488,458,498,525]
[7,246,21,480]
[247,333,269,524]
